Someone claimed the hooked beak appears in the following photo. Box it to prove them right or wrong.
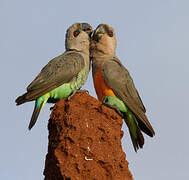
[81,23,93,38]
[92,25,105,42]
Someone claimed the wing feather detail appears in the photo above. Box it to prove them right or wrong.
[102,58,155,136]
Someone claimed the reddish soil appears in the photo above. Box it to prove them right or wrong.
[44,92,133,180]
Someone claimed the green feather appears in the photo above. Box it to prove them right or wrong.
[102,96,144,151]
[28,67,88,130]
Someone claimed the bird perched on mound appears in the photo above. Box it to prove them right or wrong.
[16,23,92,130]
[91,24,155,152]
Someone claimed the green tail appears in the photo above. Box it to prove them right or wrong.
[28,96,48,130]
[102,96,144,152]
[123,112,144,152]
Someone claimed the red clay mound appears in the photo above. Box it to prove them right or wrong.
[44,92,133,180]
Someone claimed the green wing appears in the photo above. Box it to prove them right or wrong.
[102,58,155,136]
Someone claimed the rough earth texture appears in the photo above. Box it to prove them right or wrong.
[44,92,133,180]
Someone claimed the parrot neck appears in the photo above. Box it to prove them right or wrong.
[91,37,116,57]
[80,51,90,71]
[67,48,89,56]
[92,56,115,72]
[91,46,116,57]
[91,55,115,60]
[75,50,90,72]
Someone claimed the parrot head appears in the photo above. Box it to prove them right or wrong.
[65,23,93,52]
[91,24,117,57]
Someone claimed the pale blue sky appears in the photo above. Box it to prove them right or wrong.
[1,0,189,179]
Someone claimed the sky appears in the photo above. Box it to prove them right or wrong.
[1,0,189,179]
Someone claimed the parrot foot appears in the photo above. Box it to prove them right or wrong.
[67,89,89,101]
[103,102,124,118]
[77,89,89,94]
[67,90,77,101]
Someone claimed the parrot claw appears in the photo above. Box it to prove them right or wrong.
[67,89,89,101]
[77,89,89,94]
[67,90,77,101]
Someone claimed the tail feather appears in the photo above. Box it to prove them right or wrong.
[15,90,44,106]
[28,102,43,130]
[124,113,144,152]
[137,118,154,137]
[129,124,144,152]
[15,93,28,105]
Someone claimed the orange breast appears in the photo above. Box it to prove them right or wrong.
[93,66,115,101]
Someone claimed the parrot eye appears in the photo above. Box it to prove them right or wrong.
[108,31,113,37]
[73,31,80,37]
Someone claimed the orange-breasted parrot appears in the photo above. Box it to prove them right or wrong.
[91,24,155,152]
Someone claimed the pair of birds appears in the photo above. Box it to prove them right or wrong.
[16,23,155,152]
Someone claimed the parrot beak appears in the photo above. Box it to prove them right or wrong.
[92,25,105,42]
[81,23,93,38]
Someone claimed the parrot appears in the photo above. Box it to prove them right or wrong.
[15,23,93,130]
[91,24,155,152]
